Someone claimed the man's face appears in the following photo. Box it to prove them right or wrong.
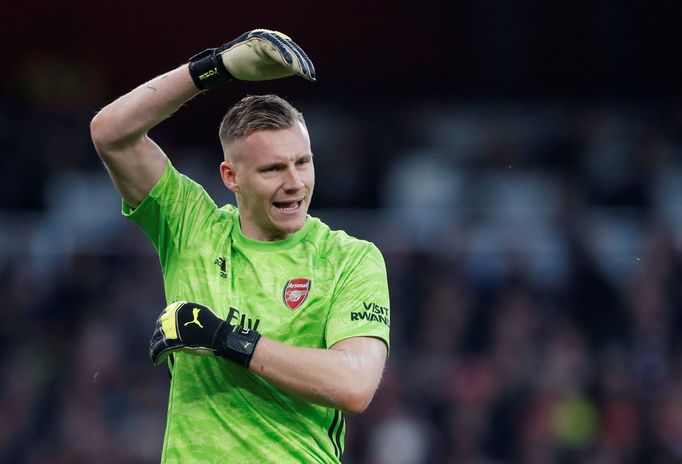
[221,122,315,241]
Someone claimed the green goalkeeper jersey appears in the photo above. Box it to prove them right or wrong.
[123,161,390,463]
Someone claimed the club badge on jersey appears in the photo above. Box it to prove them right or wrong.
[283,279,311,310]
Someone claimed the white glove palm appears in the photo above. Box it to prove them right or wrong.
[188,29,315,90]
[219,29,315,82]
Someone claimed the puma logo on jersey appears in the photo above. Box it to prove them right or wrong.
[184,308,204,329]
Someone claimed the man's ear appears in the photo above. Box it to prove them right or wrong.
[220,161,240,193]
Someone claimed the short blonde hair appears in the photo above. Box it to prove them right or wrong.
[219,94,305,147]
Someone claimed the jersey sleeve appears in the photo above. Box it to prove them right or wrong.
[121,161,221,267]
[325,243,391,353]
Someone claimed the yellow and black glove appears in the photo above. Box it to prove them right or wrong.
[149,301,261,368]
[188,29,316,90]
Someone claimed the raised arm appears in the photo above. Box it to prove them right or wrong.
[90,66,196,207]
[90,29,316,207]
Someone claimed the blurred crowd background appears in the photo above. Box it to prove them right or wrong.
[2,1,682,463]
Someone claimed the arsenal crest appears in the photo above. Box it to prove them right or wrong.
[283,279,311,310]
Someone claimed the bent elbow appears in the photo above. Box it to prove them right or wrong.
[90,109,141,155]
[338,387,376,415]
[90,111,114,153]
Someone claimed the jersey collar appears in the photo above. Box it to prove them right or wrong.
[232,216,314,251]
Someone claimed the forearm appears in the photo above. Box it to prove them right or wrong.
[248,336,386,414]
[91,65,199,151]
[90,65,201,206]
[91,30,314,207]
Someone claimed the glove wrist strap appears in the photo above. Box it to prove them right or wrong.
[215,324,261,368]
[188,48,232,90]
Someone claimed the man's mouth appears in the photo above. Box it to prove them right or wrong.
[272,200,303,211]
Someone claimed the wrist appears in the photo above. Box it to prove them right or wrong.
[187,48,232,90]
[214,323,261,368]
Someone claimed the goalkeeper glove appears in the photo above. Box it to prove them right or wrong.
[149,301,261,368]
[188,29,316,90]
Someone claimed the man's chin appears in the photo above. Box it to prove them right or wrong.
[262,216,305,240]
[278,219,305,235]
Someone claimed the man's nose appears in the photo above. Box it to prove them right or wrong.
[283,166,304,190]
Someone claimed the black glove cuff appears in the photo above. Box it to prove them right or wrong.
[214,324,262,368]
[188,48,232,91]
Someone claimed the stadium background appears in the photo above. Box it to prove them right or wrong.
[2,1,682,462]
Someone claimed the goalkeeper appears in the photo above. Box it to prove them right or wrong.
[90,30,390,463]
